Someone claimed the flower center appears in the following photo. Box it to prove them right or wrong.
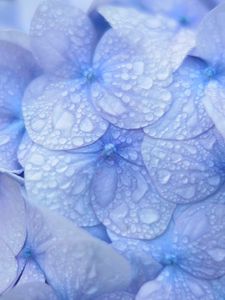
[83,67,96,82]
[103,143,117,157]
[179,16,189,26]
[22,246,34,259]
[204,66,216,79]
[164,254,178,266]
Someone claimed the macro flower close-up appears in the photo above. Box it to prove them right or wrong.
[1,0,225,299]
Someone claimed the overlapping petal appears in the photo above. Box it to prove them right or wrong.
[195,1,225,67]
[144,56,213,140]
[0,173,26,255]
[24,142,100,226]
[0,33,39,171]
[136,267,215,300]
[30,0,97,77]
[26,205,132,299]
[142,127,225,203]
[92,160,176,239]
[23,77,108,150]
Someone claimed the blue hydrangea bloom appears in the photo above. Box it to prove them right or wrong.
[111,201,225,299]
[0,173,131,298]
[0,31,39,172]
[22,125,176,239]
[22,1,195,150]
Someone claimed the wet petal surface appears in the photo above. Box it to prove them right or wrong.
[23,77,108,150]
[142,128,225,203]
[30,0,97,77]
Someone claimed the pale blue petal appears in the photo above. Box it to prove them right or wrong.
[141,0,208,27]
[142,128,225,203]
[108,230,163,291]
[0,239,18,294]
[203,80,225,139]
[1,282,58,300]
[23,76,108,150]
[0,173,26,255]
[91,159,175,239]
[0,35,39,171]
[17,133,34,168]
[93,8,195,129]
[144,56,213,140]
[16,260,45,286]
[136,267,215,300]
[24,143,100,227]
[26,205,132,299]
[30,0,97,77]
[98,6,195,72]
[171,202,225,279]
[195,2,225,67]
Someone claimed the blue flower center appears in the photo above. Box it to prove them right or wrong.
[204,66,216,79]
[163,254,178,266]
[22,246,34,259]
[103,143,117,157]
[83,67,96,82]
[179,16,189,26]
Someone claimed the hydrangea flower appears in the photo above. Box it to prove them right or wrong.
[0,30,39,172]
[0,172,131,299]
[22,125,176,239]
[111,200,225,299]
[22,0,195,151]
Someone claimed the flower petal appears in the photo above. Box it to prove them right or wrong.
[26,205,132,299]
[98,5,195,72]
[108,230,163,291]
[203,80,225,139]
[17,260,45,286]
[30,0,97,77]
[0,239,18,294]
[23,77,108,150]
[96,291,135,300]
[136,267,215,300]
[144,56,213,140]
[171,202,225,279]
[91,160,175,239]
[1,282,58,300]
[17,133,34,168]
[142,128,225,203]
[141,0,208,27]
[24,142,100,226]
[0,33,39,171]
[0,173,26,255]
[195,1,225,66]
[93,28,174,129]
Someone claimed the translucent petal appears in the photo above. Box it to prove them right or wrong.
[136,267,215,300]
[195,1,225,66]
[203,80,225,139]
[0,36,39,171]
[91,159,175,239]
[141,0,208,27]
[108,230,163,291]
[171,202,225,279]
[142,128,225,203]
[98,6,195,72]
[24,143,100,226]
[17,132,34,168]
[23,77,108,150]
[26,205,132,299]
[93,29,174,129]
[144,56,213,140]
[0,173,26,255]
[1,282,58,300]
[30,0,97,77]
[0,239,18,294]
